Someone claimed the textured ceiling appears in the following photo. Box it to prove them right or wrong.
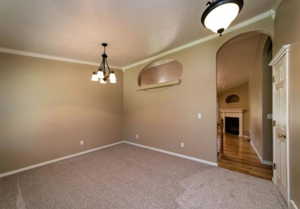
[217,32,268,92]
[0,0,275,67]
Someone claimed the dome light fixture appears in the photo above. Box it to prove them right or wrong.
[201,0,243,36]
[91,43,117,84]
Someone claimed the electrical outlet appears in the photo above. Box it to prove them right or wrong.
[135,134,139,139]
[80,140,85,145]
[180,142,185,148]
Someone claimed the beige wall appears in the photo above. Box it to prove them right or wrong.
[275,0,300,206]
[218,83,250,135]
[261,38,273,162]
[0,53,123,174]
[123,43,218,162]
[123,17,274,163]
[274,0,300,51]
[249,34,273,162]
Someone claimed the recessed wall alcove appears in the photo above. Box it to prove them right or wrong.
[138,59,183,90]
[225,94,240,104]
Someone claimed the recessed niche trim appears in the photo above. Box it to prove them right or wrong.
[225,94,240,104]
[137,80,181,91]
[138,59,183,88]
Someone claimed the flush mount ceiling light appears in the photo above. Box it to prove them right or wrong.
[201,0,243,36]
[91,43,117,84]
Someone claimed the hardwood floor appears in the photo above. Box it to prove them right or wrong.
[218,133,273,180]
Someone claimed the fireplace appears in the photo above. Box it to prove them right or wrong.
[219,108,245,137]
[225,117,239,135]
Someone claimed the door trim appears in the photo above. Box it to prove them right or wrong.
[270,44,291,204]
[290,200,299,209]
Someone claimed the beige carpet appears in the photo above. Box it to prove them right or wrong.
[0,144,287,209]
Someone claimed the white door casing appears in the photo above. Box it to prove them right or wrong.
[270,45,290,203]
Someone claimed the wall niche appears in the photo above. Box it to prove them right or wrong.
[138,59,183,90]
[225,94,240,104]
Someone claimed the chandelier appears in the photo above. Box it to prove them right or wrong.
[201,0,243,36]
[91,43,117,84]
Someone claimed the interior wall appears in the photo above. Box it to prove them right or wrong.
[218,83,250,136]
[123,17,274,163]
[248,34,273,162]
[262,39,273,162]
[275,0,300,206]
[0,53,123,174]
[123,43,218,162]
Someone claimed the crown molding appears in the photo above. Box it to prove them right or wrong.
[122,10,275,71]
[269,44,290,66]
[290,200,299,209]
[0,9,275,72]
[273,0,282,11]
[0,47,123,70]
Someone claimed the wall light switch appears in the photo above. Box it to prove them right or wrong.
[197,113,202,119]
[180,142,185,148]
[80,140,85,145]
[135,134,139,139]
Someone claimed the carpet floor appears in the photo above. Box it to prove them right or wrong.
[0,144,287,209]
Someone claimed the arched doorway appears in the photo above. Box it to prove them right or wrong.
[216,31,273,180]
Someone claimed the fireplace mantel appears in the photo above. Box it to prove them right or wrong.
[219,109,246,137]
[220,108,245,114]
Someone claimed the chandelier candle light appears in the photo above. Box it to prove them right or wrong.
[201,0,243,36]
[91,43,117,84]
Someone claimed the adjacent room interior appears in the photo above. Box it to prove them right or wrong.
[0,0,299,209]
[217,31,273,180]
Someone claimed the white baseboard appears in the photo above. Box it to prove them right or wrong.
[250,141,273,166]
[0,141,124,178]
[0,140,218,178]
[123,140,218,167]
[262,160,273,166]
[250,140,263,162]
[250,140,272,166]
[290,200,299,209]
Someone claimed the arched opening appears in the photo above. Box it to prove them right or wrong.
[216,31,273,179]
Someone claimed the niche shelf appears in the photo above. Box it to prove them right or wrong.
[137,79,181,91]
[137,58,183,91]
